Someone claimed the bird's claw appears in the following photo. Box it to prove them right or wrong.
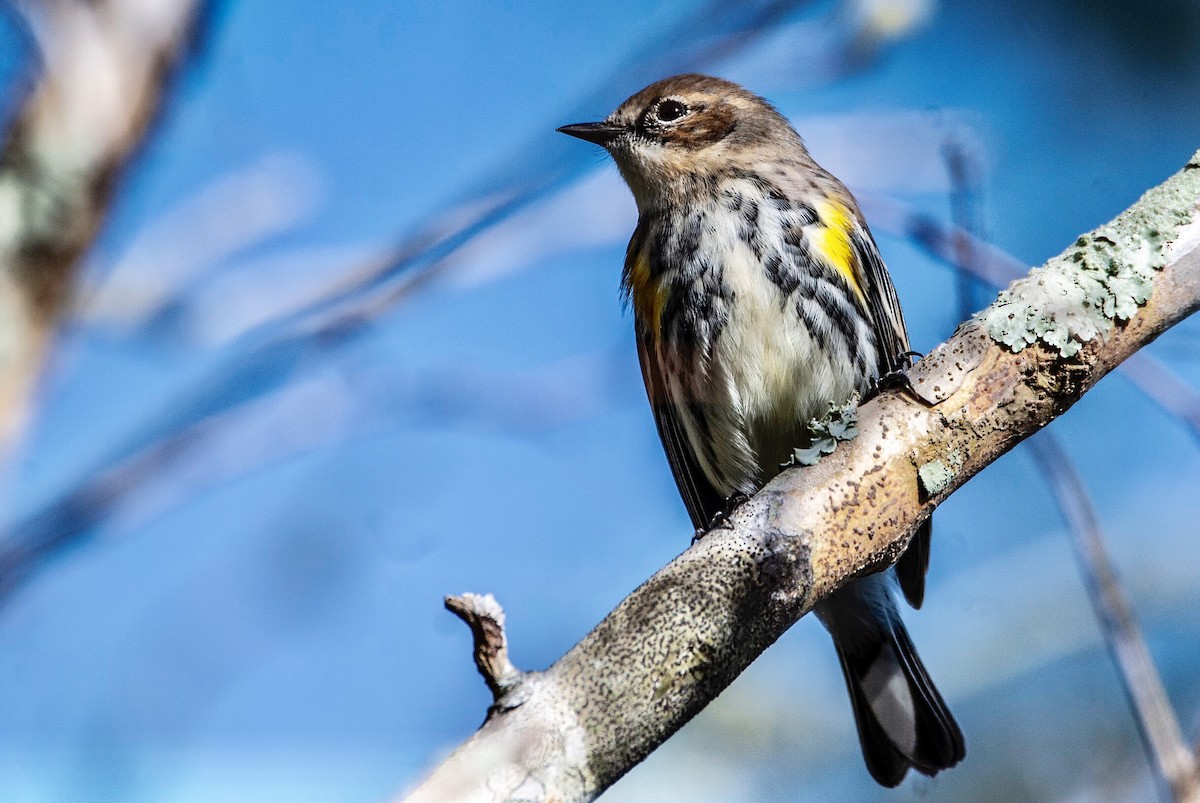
[866,351,924,402]
[693,492,750,542]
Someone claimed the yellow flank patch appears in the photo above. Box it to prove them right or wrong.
[628,249,670,333]
[813,201,867,306]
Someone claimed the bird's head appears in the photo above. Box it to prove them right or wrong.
[558,74,806,211]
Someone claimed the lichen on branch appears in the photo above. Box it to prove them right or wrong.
[983,151,1200,356]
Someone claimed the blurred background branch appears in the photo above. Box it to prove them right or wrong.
[1029,434,1200,803]
[0,0,207,451]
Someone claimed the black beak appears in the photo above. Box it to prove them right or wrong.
[557,121,624,146]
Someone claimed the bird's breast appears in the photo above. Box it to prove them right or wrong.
[639,199,867,477]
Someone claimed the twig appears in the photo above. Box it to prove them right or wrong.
[444,594,524,704]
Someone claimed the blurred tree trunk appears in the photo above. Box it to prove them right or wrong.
[0,0,206,452]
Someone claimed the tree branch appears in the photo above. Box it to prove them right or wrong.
[862,189,1200,444]
[0,0,207,450]
[401,150,1200,802]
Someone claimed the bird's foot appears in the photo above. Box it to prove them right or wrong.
[866,351,924,402]
[692,492,751,543]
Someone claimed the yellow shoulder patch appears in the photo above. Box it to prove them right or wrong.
[626,248,671,334]
[813,201,867,307]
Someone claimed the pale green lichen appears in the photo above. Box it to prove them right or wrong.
[786,397,860,467]
[918,449,963,496]
[981,151,1200,356]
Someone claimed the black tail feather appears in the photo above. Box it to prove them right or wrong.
[833,615,964,787]
[891,620,966,772]
[836,642,911,787]
[896,517,932,609]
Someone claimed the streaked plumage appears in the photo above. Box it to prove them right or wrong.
[560,73,963,787]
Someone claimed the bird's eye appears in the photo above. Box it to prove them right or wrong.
[655,99,688,123]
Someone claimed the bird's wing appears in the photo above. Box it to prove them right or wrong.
[847,220,932,608]
[848,224,912,374]
[635,325,725,531]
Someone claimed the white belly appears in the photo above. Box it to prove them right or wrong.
[715,240,860,472]
[688,205,870,492]
[647,193,878,498]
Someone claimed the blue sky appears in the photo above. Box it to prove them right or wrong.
[1,1,1199,801]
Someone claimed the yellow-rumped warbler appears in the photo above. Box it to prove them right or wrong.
[559,74,963,786]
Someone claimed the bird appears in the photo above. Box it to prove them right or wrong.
[558,73,964,787]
